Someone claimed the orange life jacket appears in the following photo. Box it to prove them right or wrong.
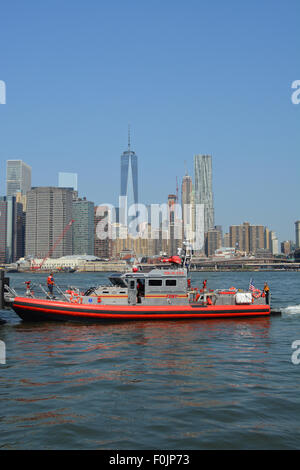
[47,276,54,285]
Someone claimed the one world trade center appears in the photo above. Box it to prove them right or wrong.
[120,127,138,227]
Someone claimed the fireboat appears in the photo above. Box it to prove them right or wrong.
[4,244,274,323]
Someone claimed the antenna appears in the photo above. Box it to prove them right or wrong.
[176,176,179,203]
[184,160,188,176]
[128,124,131,151]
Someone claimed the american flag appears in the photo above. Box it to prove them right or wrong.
[249,279,255,292]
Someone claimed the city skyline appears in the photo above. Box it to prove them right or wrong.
[0,148,298,247]
[1,155,298,262]
[0,2,299,242]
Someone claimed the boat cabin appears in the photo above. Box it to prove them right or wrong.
[96,267,189,306]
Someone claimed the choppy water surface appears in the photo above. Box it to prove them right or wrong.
[0,271,300,450]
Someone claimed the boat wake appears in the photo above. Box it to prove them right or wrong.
[282,305,300,315]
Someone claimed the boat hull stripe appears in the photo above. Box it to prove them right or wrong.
[12,298,270,321]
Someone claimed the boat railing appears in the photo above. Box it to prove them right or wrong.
[5,281,85,303]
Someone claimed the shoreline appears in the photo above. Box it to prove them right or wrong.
[4,268,300,274]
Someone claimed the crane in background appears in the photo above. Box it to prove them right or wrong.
[31,219,74,270]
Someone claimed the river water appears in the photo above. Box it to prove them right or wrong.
[0,271,300,450]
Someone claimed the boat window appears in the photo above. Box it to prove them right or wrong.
[166,280,176,286]
[109,274,127,287]
[149,279,162,286]
[130,281,135,289]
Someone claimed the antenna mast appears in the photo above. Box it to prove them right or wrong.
[184,160,188,176]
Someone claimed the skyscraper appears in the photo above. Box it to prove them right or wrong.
[205,229,222,256]
[0,199,7,263]
[295,221,300,249]
[25,187,73,258]
[168,194,177,256]
[58,172,78,191]
[120,128,138,223]
[94,205,112,259]
[230,222,250,252]
[194,155,214,250]
[181,174,193,242]
[0,196,24,263]
[72,198,94,255]
[6,160,31,197]
[249,225,265,253]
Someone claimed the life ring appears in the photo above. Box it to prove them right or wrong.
[70,293,82,304]
[252,289,261,299]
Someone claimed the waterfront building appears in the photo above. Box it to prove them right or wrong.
[249,225,265,253]
[72,198,94,255]
[0,196,24,263]
[214,247,235,258]
[281,241,292,255]
[230,222,250,253]
[25,187,73,259]
[205,229,222,256]
[6,160,31,197]
[269,231,279,255]
[264,227,270,251]
[26,255,126,272]
[223,232,230,248]
[229,222,273,255]
[214,225,223,245]
[194,155,214,251]
[295,221,300,249]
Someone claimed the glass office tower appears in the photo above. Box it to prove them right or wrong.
[120,129,138,231]
[58,172,78,191]
[120,151,138,206]
[72,199,95,255]
[194,154,215,234]
[6,160,31,197]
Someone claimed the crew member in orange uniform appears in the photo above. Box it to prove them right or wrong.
[47,273,55,297]
[263,282,270,305]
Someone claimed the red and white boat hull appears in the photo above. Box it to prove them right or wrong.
[12,297,271,322]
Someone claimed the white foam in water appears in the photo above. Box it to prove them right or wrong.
[282,305,300,315]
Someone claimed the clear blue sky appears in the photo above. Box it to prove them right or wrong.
[0,0,299,241]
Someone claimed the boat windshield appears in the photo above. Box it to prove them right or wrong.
[109,274,128,288]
